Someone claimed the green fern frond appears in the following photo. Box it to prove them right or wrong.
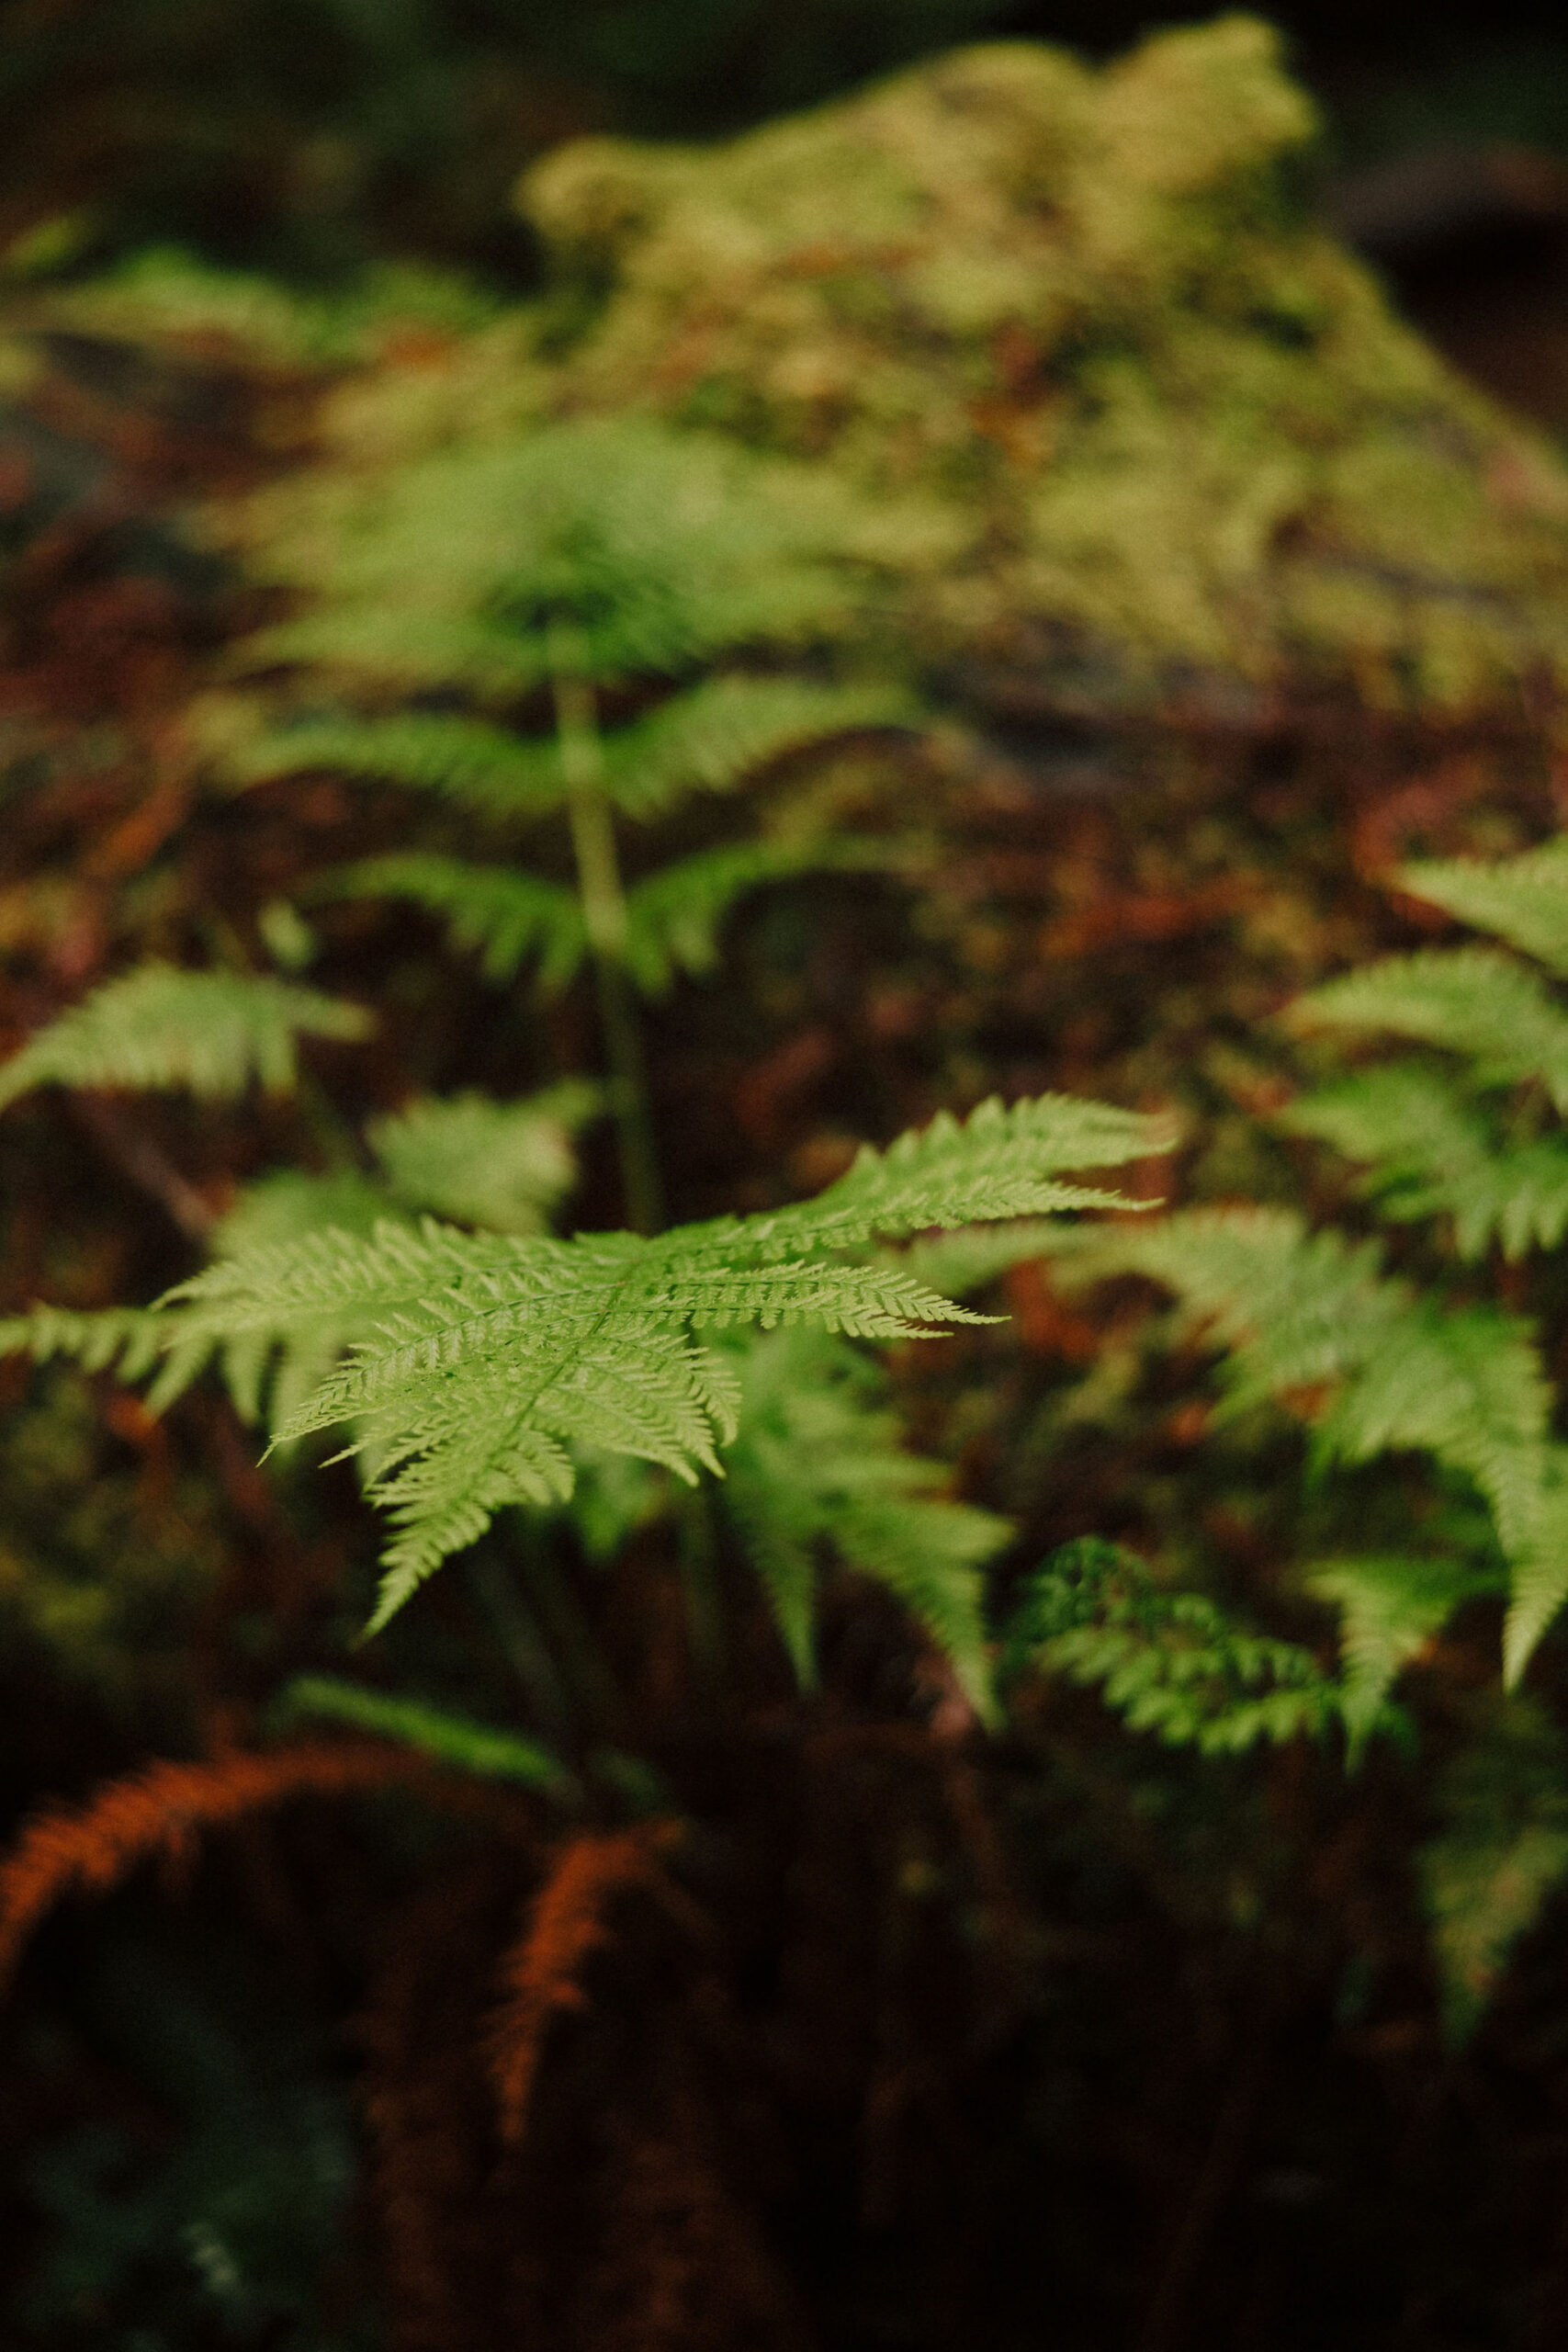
[144,1091,1146,1623]
[276,1673,574,1794]
[1061,1208,1561,1668]
[1319,1302,1551,1560]
[0,967,372,1111]
[1282,947,1568,1109]
[722,1328,1008,1718]
[622,837,889,994]
[1399,837,1568,978]
[368,1084,598,1234]
[227,712,569,819]
[1281,1066,1568,1260]
[745,1093,1175,1253]
[243,423,860,694]
[1005,1538,1339,1754]
[602,674,919,818]
[1055,1206,1404,1406]
[1304,1555,1491,1758]
[324,855,586,988]
[238,608,549,697]
[204,1170,400,1433]
[0,1306,169,1385]
[1501,1471,1568,1687]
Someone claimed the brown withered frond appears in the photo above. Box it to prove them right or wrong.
[488,1820,682,2145]
[0,1740,416,1989]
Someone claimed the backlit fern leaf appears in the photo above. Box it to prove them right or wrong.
[326,855,585,987]
[744,1093,1176,1252]
[1283,947,1568,1110]
[243,606,545,695]
[143,1091,1149,1623]
[1280,1066,1568,1260]
[1320,1302,1550,1560]
[203,1170,398,1434]
[1399,837,1568,978]
[722,1328,1008,1718]
[0,967,372,1110]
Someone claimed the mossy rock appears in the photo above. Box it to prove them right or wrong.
[518,15,1568,728]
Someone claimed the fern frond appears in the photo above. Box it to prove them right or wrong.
[739,1093,1175,1254]
[602,674,919,819]
[1399,838,1568,978]
[240,607,547,696]
[325,855,586,988]
[1062,1208,1562,1667]
[0,967,372,1110]
[368,1085,596,1235]
[276,1674,573,1794]
[227,712,570,819]
[243,423,859,694]
[622,837,888,995]
[1282,947,1568,1109]
[722,1329,1008,1717]
[1055,1206,1404,1406]
[1502,1470,1568,1687]
[0,1306,169,1385]
[1320,1302,1551,1561]
[1005,1539,1339,1754]
[1304,1555,1489,1758]
[204,1169,400,1433]
[148,1091,1139,1623]
[1281,1066,1568,1260]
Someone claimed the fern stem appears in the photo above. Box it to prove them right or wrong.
[551,659,664,1235]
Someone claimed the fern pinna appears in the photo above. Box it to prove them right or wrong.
[1012,832,1568,2030]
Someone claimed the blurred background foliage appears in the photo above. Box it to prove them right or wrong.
[0,0,1562,284]
[6,4,1568,2349]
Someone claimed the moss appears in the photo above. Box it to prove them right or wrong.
[511,15,1568,724]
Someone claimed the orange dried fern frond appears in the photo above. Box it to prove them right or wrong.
[488,1821,682,2145]
[0,1741,415,1989]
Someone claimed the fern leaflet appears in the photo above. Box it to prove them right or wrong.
[621,838,889,994]
[325,855,586,988]
[599,674,918,819]
[0,967,371,1110]
[1280,1066,1568,1260]
[1283,947,1568,1110]
[229,712,570,818]
[722,1328,1009,1718]
[1399,838,1568,978]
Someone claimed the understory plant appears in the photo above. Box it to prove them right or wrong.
[0,413,1168,1951]
[1008,832,1568,2036]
